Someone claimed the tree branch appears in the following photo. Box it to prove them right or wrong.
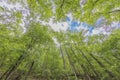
[108,9,120,13]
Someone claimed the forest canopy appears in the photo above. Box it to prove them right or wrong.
[0,0,120,80]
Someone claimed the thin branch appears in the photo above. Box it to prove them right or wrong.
[108,9,120,13]
[60,0,65,9]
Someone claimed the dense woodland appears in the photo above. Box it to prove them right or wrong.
[0,0,120,80]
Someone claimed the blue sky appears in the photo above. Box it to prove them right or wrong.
[66,17,94,33]
[63,16,120,36]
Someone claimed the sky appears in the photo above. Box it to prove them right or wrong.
[46,15,120,36]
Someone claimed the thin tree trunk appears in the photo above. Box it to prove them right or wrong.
[74,45,99,78]
[24,61,34,80]
[89,53,115,77]
[0,54,25,80]
[64,46,78,80]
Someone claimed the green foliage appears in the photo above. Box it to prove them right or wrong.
[0,0,120,80]
[1,24,120,79]
[26,0,120,24]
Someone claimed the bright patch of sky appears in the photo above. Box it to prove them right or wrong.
[38,13,119,36]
